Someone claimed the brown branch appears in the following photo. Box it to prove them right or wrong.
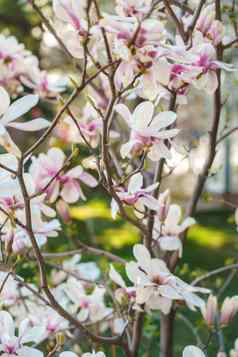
[216,126,238,145]
[163,0,187,42]
[23,61,117,158]
[17,156,125,346]
[222,37,238,50]
[191,262,238,286]
[187,0,206,36]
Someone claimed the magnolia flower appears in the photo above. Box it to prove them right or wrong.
[64,277,112,323]
[28,306,68,340]
[22,69,68,98]
[0,311,44,357]
[111,173,159,219]
[0,34,42,96]
[0,87,50,157]
[53,0,88,59]
[153,192,195,257]
[0,273,31,307]
[29,147,97,203]
[0,156,61,252]
[51,254,100,285]
[125,244,209,313]
[115,101,178,161]
[195,5,223,45]
[115,0,152,18]
[183,346,205,357]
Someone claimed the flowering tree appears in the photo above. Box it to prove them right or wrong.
[0,0,238,356]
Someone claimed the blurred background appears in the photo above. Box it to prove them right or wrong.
[1,0,238,354]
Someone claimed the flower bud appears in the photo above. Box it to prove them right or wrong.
[220,296,238,326]
[217,352,227,357]
[201,295,218,327]
[56,199,71,223]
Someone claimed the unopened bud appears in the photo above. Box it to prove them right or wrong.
[56,199,71,223]
[201,295,218,328]
[220,296,238,327]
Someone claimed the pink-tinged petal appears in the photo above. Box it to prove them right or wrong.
[79,172,97,187]
[8,118,50,131]
[0,86,10,116]
[66,165,83,178]
[0,311,15,337]
[78,307,89,322]
[141,71,158,100]
[139,196,159,210]
[61,181,80,203]
[147,295,172,314]
[114,103,132,124]
[0,129,21,157]
[183,346,205,357]
[136,286,153,304]
[48,147,65,170]
[158,285,181,300]
[111,198,119,219]
[166,204,181,226]
[155,59,171,86]
[49,181,60,203]
[2,94,39,125]
[128,173,143,193]
[153,111,177,131]
[148,142,171,161]
[120,141,135,158]
[132,101,154,130]
[109,265,126,288]
[133,244,151,266]
[156,128,180,139]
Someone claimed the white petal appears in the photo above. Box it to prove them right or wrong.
[128,173,143,193]
[114,104,132,123]
[0,87,10,116]
[17,347,44,357]
[2,95,39,124]
[109,265,126,288]
[153,111,177,131]
[133,244,151,264]
[132,101,154,130]
[8,118,50,131]
[48,147,65,169]
[156,128,179,139]
[66,166,83,178]
[183,346,205,357]
[111,199,119,219]
[0,311,15,337]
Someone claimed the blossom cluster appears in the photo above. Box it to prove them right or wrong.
[0,0,236,356]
